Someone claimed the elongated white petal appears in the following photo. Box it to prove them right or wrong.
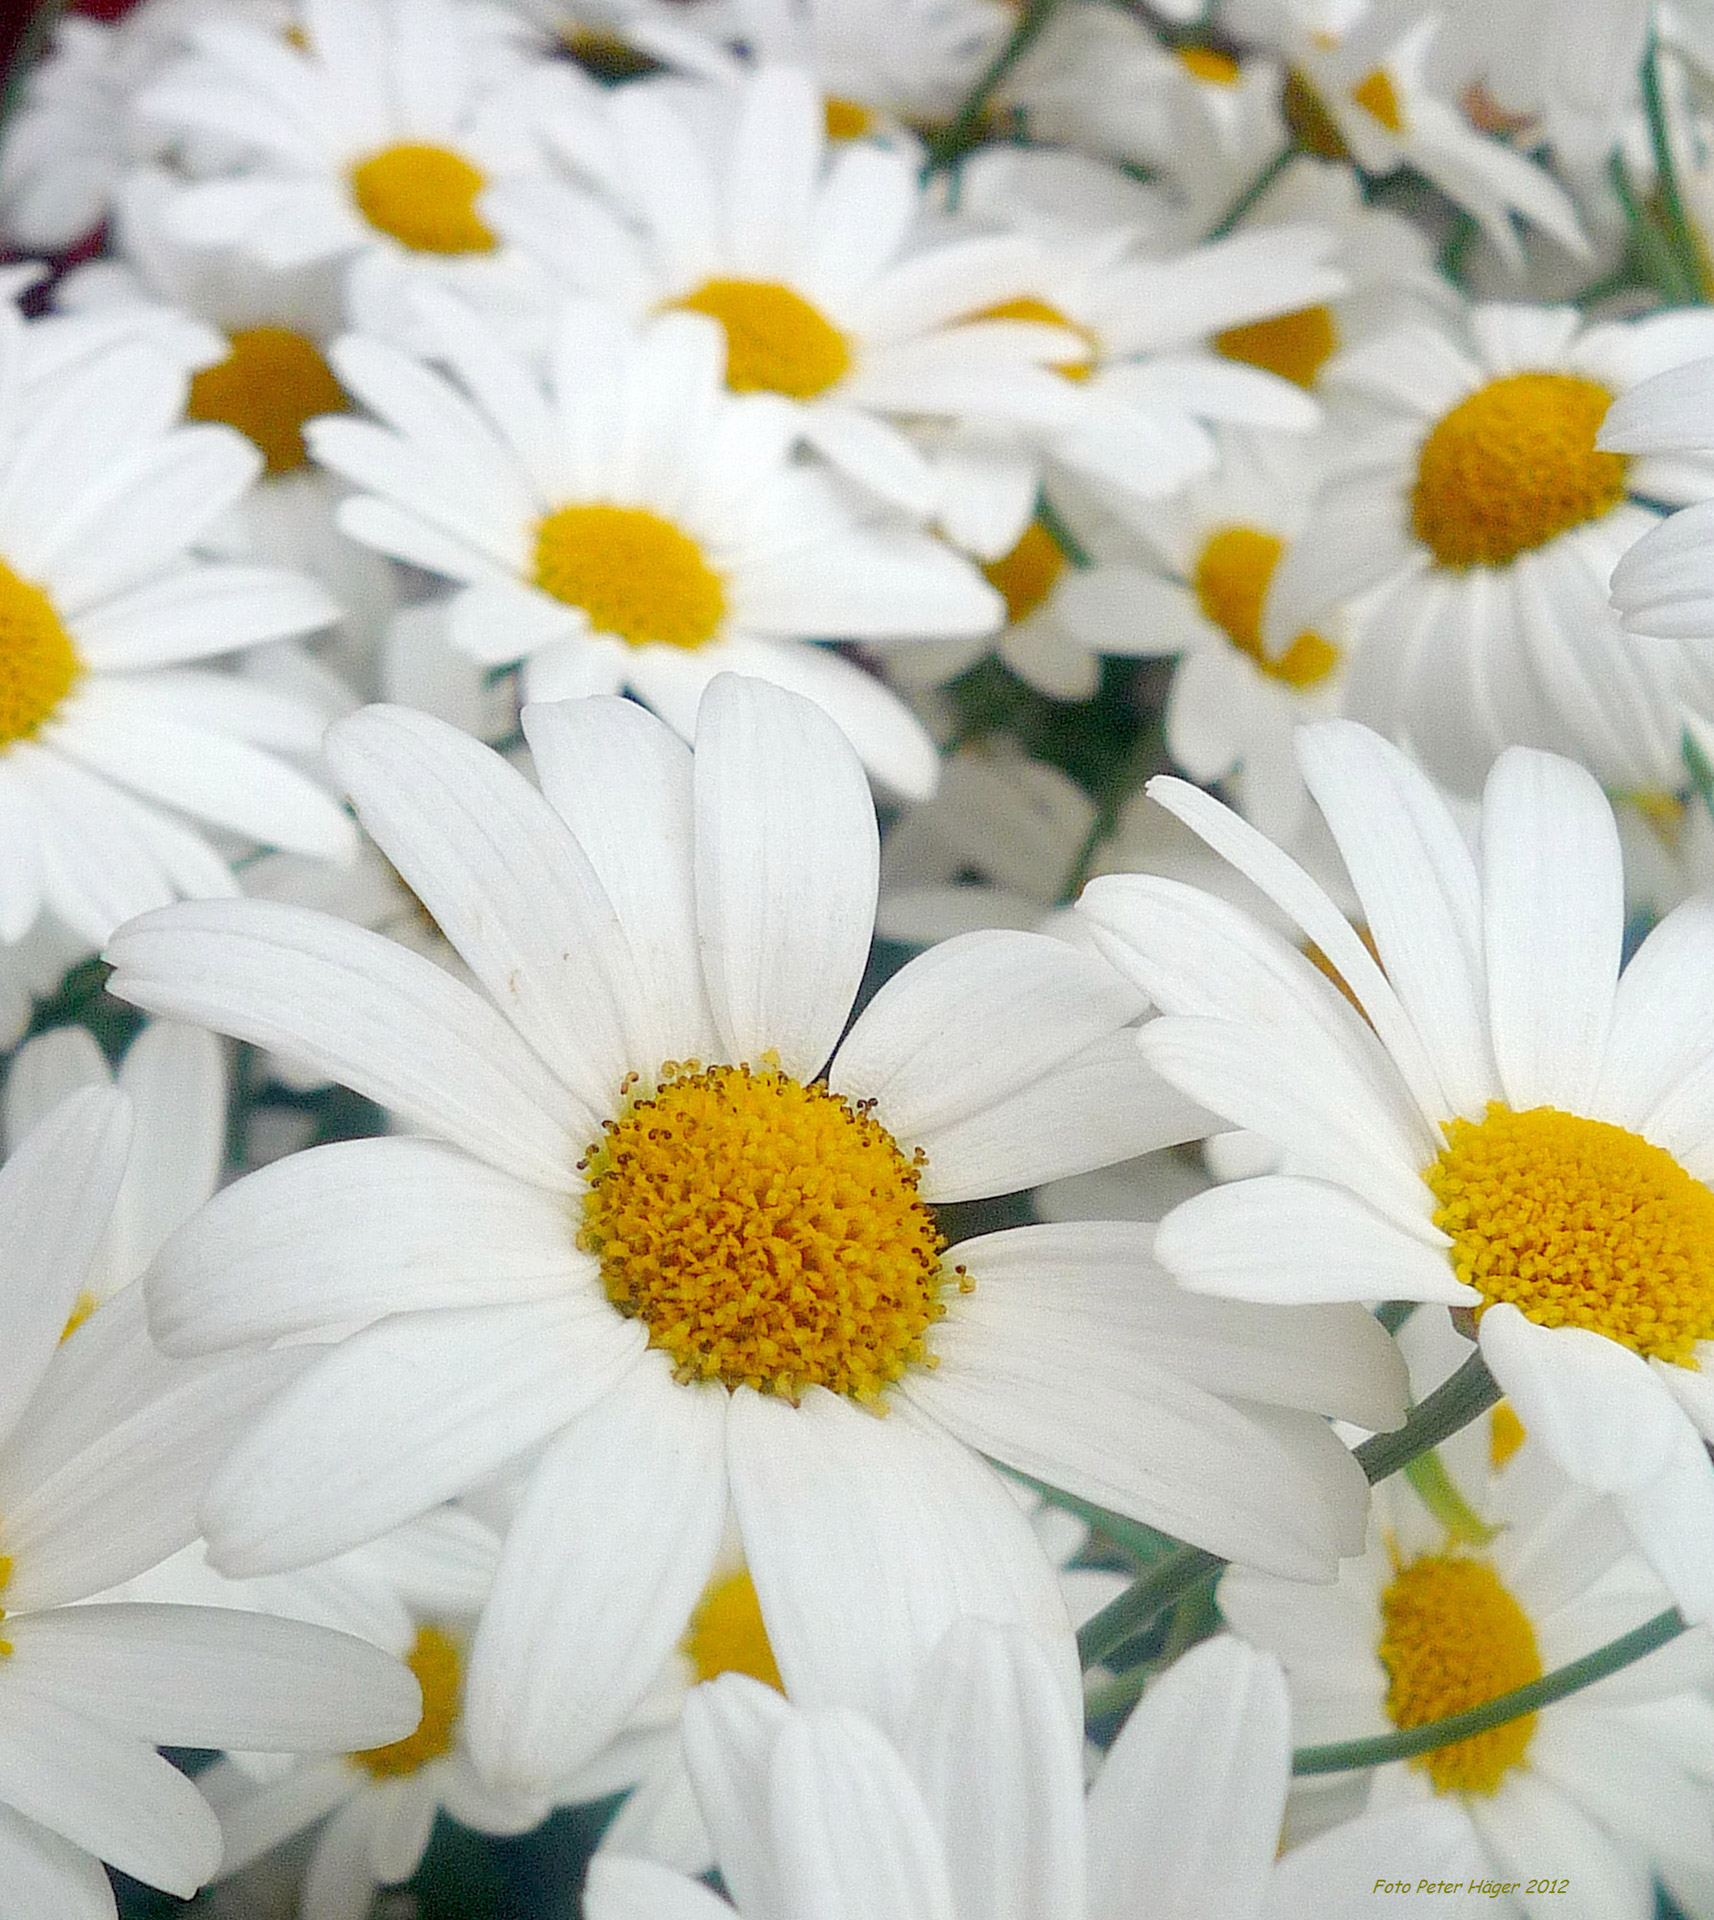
[585,1856,734,1920]
[1264,1801,1489,1920]
[695,674,877,1078]
[769,1711,959,1920]
[901,1619,1085,1920]
[105,900,593,1189]
[465,1353,728,1789]
[112,1021,224,1278]
[201,1299,646,1575]
[1482,748,1622,1114]
[1598,895,1714,1132]
[146,1138,584,1353]
[1469,1771,1652,1920]
[0,1801,118,1920]
[682,1674,793,1920]
[0,1084,130,1446]
[1089,1637,1288,1920]
[729,1388,1078,1737]
[3,1606,420,1752]
[196,1756,354,1876]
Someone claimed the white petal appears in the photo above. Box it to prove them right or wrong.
[465,1352,728,1789]
[1469,1772,1652,1920]
[681,1674,793,1920]
[0,1800,118,1920]
[147,1138,584,1352]
[1594,894,1714,1132]
[900,1619,1086,1920]
[200,1298,646,1575]
[104,900,593,1190]
[585,1856,734,1920]
[197,1756,357,1876]
[112,1021,224,1276]
[1481,747,1622,1113]
[1264,1801,1489,1920]
[1598,355,1714,453]
[1088,1637,1288,1920]
[2,1605,419,1752]
[694,675,877,1079]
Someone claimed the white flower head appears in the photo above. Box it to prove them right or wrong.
[109,676,1399,1796]
[309,291,1008,796]
[0,1085,421,1913]
[1082,718,1714,1624]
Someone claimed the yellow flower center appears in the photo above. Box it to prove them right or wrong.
[1426,1103,1714,1364]
[1378,1554,1541,1794]
[348,143,496,255]
[1192,526,1341,689]
[185,326,347,476]
[982,520,1065,624]
[59,1292,99,1343]
[1351,67,1404,132]
[532,504,726,650]
[350,1625,461,1779]
[825,97,874,139]
[975,296,1097,381]
[1489,1402,1527,1470]
[685,1567,784,1689]
[578,1061,957,1401]
[673,279,851,398]
[0,1552,12,1657]
[0,560,80,747]
[1412,373,1626,570]
[1177,46,1241,86]
[1214,305,1339,390]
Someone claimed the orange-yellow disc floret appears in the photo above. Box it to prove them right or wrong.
[982,520,1066,625]
[349,143,496,255]
[685,1567,784,1689]
[1215,305,1339,390]
[1378,1553,1542,1794]
[674,279,851,398]
[0,560,79,746]
[350,1625,461,1779]
[579,1062,956,1401]
[185,326,346,475]
[1193,525,1341,689]
[533,504,726,651]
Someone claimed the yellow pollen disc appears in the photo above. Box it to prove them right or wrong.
[1489,1402,1527,1470]
[982,521,1065,624]
[685,1568,784,1689]
[1192,526,1342,689]
[579,1061,956,1401]
[533,504,726,650]
[1178,46,1241,85]
[1426,1102,1714,1364]
[1378,1554,1541,1794]
[1214,305,1339,390]
[0,1552,10,1658]
[825,97,875,139]
[673,279,851,398]
[348,143,496,255]
[1351,67,1404,132]
[974,296,1098,381]
[59,1291,99,1343]
[0,560,79,747]
[351,1625,461,1779]
[1282,69,1351,162]
[185,326,346,475]
[1412,373,1626,570]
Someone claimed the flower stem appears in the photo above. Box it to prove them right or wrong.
[925,0,1062,170]
[1640,29,1705,303]
[1293,1607,1687,1774]
[1077,1545,1223,1668]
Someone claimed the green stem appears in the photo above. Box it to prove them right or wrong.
[1640,29,1705,302]
[1205,144,1294,241]
[1685,724,1714,824]
[1077,1546,1223,1668]
[925,0,1063,170]
[1293,1608,1687,1775]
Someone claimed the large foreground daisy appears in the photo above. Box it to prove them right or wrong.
[1081,719,1714,1623]
[308,294,1004,796]
[1266,304,1714,795]
[110,677,1397,1792]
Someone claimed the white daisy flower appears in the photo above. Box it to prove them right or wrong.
[589,1491,1129,1877]
[483,63,1087,517]
[1221,0,1587,269]
[0,306,354,946]
[587,1616,1470,1920]
[1081,718,1714,1624]
[1057,430,1349,842]
[0,1084,422,1916]
[1222,1416,1714,1920]
[1267,303,1714,795]
[2,1017,225,1326]
[306,292,1005,797]
[135,0,578,348]
[109,677,1396,1793]
[1600,353,1714,641]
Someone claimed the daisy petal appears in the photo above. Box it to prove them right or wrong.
[464,1352,728,1789]
[1469,1772,1652,1920]
[1266,1802,1489,1920]
[694,675,877,1078]
[200,1298,646,1575]
[1482,747,1622,1113]
[0,1801,118,1920]
[681,1674,793,1920]
[728,1388,1078,1736]
[585,1856,735,1920]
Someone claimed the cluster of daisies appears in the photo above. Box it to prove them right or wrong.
[9,0,1714,1915]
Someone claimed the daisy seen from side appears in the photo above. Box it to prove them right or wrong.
[307,292,1007,797]
[1081,717,1714,1624]
[111,675,1400,1795]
